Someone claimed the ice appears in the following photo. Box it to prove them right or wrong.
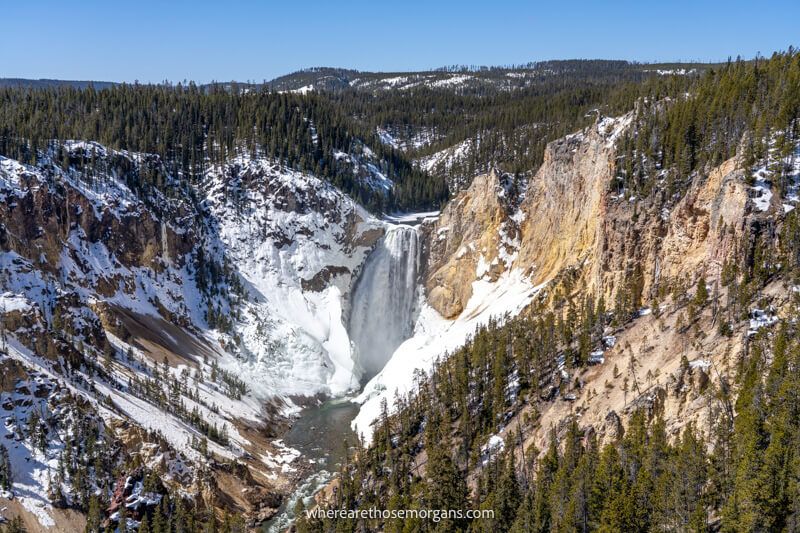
[200,154,384,398]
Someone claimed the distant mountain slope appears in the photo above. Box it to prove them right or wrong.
[0,78,116,90]
[266,60,716,95]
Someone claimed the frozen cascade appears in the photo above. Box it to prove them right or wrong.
[348,224,421,381]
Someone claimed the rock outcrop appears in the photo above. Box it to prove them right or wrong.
[422,113,755,320]
[423,115,630,318]
[423,169,521,318]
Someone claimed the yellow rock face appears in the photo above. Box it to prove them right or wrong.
[424,169,515,318]
[423,113,750,319]
[516,119,623,290]
[658,157,748,284]
[424,116,627,317]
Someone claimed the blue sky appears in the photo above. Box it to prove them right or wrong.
[1,0,798,83]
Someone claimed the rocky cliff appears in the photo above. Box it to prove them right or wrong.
[423,115,631,318]
[416,112,794,458]
[423,113,762,321]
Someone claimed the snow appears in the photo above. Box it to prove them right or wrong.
[123,479,163,512]
[497,220,521,269]
[643,68,697,76]
[689,359,711,370]
[0,145,381,482]
[353,269,545,443]
[748,308,778,336]
[475,255,491,278]
[382,211,440,225]
[324,144,395,192]
[0,157,33,193]
[751,170,773,212]
[416,137,475,187]
[382,76,410,87]
[262,440,301,473]
[479,434,505,465]
[377,128,399,149]
[376,127,440,152]
[0,293,31,313]
[588,350,605,365]
[748,135,800,213]
[0,359,64,527]
[429,74,473,88]
[597,113,634,147]
[200,154,383,398]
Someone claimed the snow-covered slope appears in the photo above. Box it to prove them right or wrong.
[0,142,390,402]
[199,155,384,397]
[353,270,543,442]
[0,142,393,527]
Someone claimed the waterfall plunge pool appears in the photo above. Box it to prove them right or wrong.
[263,398,359,532]
[264,215,432,531]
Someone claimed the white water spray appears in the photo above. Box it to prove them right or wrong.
[161,222,170,264]
[348,225,420,381]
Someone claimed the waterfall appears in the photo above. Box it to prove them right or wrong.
[161,222,170,264]
[348,225,420,381]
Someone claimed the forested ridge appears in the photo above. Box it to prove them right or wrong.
[295,50,800,533]
[0,84,446,212]
[326,60,704,185]
[0,59,713,213]
[618,50,800,199]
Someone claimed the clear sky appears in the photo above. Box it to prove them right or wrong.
[2,0,798,83]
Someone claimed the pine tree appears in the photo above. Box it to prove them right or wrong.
[0,444,11,491]
[85,494,102,533]
[694,276,709,307]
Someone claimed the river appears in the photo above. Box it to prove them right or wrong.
[263,399,359,532]
[264,213,434,531]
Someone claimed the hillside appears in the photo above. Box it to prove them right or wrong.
[266,61,713,95]
[297,51,800,533]
[0,139,393,529]
[0,50,799,533]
